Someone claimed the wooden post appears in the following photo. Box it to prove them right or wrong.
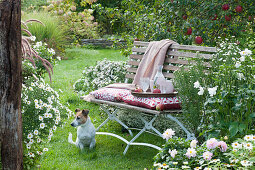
[0,0,23,169]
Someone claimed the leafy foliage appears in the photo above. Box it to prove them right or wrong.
[21,19,54,81]
[74,58,128,95]
[22,76,73,169]
[22,11,67,53]
[93,0,255,46]
[173,59,212,136]
[46,0,99,43]
[174,40,255,140]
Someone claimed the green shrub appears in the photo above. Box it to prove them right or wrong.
[93,0,255,46]
[22,41,61,80]
[22,75,73,168]
[46,0,99,43]
[174,59,212,137]
[22,11,67,52]
[22,0,48,11]
[203,41,255,140]
[74,58,128,95]
[174,40,255,140]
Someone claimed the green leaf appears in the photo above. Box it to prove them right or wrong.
[250,113,255,118]
[239,123,246,133]
[229,122,239,137]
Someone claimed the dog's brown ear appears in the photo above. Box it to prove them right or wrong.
[82,109,89,116]
[75,108,81,112]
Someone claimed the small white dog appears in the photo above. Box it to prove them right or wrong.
[68,109,96,150]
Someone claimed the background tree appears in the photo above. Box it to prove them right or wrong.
[0,0,23,169]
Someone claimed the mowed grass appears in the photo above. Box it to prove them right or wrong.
[39,48,165,169]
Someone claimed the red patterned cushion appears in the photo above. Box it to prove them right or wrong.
[122,95,181,110]
[90,88,131,102]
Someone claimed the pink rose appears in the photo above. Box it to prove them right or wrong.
[218,141,228,152]
[203,151,213,160]
[206,138,218,150]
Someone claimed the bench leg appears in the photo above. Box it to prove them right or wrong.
[123,114,160,155]
[164,114,196,141]
[97,105,133,136]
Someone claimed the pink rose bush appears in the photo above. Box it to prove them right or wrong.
[154,131,255,169]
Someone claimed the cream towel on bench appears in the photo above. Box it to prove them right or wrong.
[132,39,178,85]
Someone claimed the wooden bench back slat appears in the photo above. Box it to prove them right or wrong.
[126,41,216,82]
[133,41,217,53]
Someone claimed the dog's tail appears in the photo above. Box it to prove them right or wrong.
[68,132,76,145]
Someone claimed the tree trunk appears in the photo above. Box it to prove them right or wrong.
[0,0,23,169]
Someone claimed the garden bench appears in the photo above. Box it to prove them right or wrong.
[81,40,217,155]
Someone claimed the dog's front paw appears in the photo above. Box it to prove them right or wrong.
[68,132,73,144]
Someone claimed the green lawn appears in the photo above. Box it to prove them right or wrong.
[38,48,165,169]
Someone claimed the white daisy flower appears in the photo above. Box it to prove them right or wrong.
[37,151,43,155]
[43,148,48,152]
[37,138,41,143]
[243,143,253,150]
[48,113,53,118]
[40,123,45,129]
[232,142,242,149]
[39,116,43,121]
[161,163,169,169]
[28,152,35,157]
[49,131,53,137]
[182,165,190,169]
[53,125,57,131]
[34,130,39,135]
[240,160,251,167]
[27,101,31,105]
[29,139,34,144]
[44,113,49,118]
[27,133,33,139]
[244,135,253,141]
[34,99,38,103]
[39,99,43,104]
[29,87,33,91]
[35,104,40,109]
[26,144,31,149]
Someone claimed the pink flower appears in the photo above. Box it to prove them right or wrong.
[206,138,218,150]
[203,151,213,161]
[71,6,76,11]
[168,149,178,158]
[218,141,228,152]
[190,140,198,148]
[162,129,175,140]
[185,148,197,159]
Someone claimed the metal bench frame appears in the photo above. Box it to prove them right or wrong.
[82,41,217,155]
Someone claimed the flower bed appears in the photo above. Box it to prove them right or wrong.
[22,75,73,167]
[154,129,255,169]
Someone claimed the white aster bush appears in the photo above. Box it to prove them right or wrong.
[22,75,73,166]
[154,129,255,169]
[74,58,128,95]
[174,40,255,140]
